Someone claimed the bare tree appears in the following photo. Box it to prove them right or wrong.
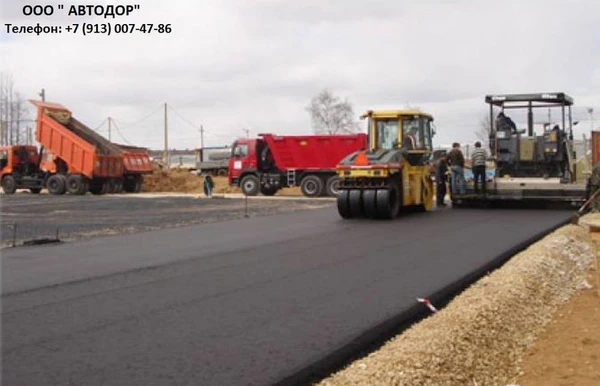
[0,72,29,145]
[306,89,360,134]
[475,113,493,146]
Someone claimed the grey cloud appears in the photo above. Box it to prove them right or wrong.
[2,0,599,150]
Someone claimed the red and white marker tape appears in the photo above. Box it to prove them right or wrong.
[417,298,438,313]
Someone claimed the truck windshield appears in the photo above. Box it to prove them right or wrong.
[232,144,248,157]
[374,119,399,150]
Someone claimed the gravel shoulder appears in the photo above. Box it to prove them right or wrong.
[318,216,597,386]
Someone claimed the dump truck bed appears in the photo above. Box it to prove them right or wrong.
[115,144,153,174]
[31,100,123,179]
[260,133,368,170]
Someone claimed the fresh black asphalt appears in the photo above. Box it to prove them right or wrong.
[1,206,573,385]
[0,194,328,246]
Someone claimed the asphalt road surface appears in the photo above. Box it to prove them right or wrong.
[1,207,573,386]
[0,194,329,246]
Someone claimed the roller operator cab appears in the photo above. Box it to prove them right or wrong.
[336,110,436,219]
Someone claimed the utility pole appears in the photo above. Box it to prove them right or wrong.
[108,117,112,141]
[200,124,204,149]
[164,102,169,167]
[589,108,595,131]
[38,88,45,102]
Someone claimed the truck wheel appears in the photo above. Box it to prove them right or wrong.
[325,176,340,196]
[241,175,259,196]
[114,180,123,194]
[300,175,324,197]
[30,187,42,194]
[123,177,134,193]
[376,184,400,219]
[133,177,142,193]
[337,190,352,218]
[47,175,66,195]
[66,174,86,195]
[218,169,227,177]
[89,183,104,195]
[105,179,116,194]
[1,175,17,194]
[260,185,278,196]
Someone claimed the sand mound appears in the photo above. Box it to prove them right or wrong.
[142,167,206,193]
[142,167,304,195]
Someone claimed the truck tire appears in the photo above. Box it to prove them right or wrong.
[300,175,324,197]
[89,183,104,195]
[66,174,86,195]
[47,175,66,195]
[133,176,142,193]
[105,179,116,194]
[325,175,340,196]
[218,169,227,177]
[114,180,123,194]
[260,184,278,196]
[1,175,17,194]
[241,175,259,196]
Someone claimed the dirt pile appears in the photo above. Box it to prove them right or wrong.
[319,222,594,386]
[142,167,204,193]
[141,168,239,194]
[141,167,305,195]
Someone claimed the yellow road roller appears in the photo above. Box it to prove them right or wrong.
[336,109,435,219]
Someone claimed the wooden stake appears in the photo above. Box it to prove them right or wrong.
[588,225,600,297]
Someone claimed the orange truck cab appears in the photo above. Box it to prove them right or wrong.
[0,145,45,194]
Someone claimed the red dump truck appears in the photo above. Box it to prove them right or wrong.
[0,100,152,195]
[228,133,368,197]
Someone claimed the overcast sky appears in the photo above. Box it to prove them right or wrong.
[1,0,599,149]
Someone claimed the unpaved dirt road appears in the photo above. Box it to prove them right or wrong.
[1,207,573,386]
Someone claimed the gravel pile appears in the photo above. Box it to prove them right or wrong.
[319,221,594,386]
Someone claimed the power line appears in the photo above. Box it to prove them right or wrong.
[93,118,108,132]
[168,105,200,130]
[110,119,132,145]
[118,104,163,126]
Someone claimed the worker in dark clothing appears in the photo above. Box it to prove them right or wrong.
[471,141,487,195]
[447,142,466,195]
[203,174,215,197]
[435,154,448,207]
[496,112,517,135]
